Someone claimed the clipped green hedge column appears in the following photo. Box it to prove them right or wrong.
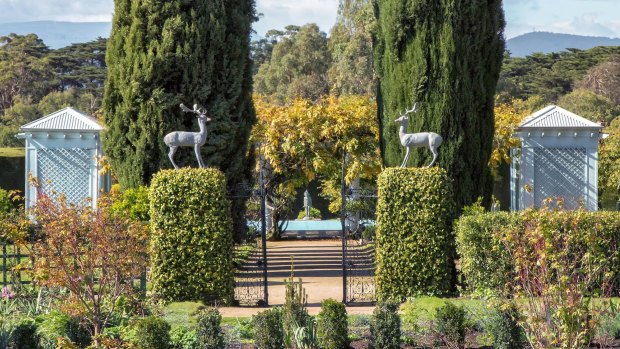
[150,168,234,303]
[376,168,455,298]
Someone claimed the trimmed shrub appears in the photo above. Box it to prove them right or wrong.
[10,318,40,349]
[316,299,349,349]
[370,300,401,349]
[169,326,198,349]
[131,316,171,349]
[486,303,525,349]
[150,168,234,303]
[435,302,467,349]
[376,168,455,298]
[455,212,518,296]
[252,308,284,349]
[196,308,225,349]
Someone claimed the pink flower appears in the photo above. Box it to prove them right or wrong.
[1,286,14,299]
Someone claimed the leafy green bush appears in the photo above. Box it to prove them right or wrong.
[434,302,467,349]
[10,318,40,349]
[455,212,518,296]
[457,209,620,347]
[35,311,91,349]
[455,211,620,296]
[0,188,16,214]
[150,168,235,303]
[400,298,420,343]
[170,326,198,349]
[131,316,171,349]
[252,307,284,349]
[297,207,322,220]
[111,185,150,222]
[370,300,400,349]
[316,299,348,349]
[486,303,525,349]
[196,308,225,349]
[376,168,455,298]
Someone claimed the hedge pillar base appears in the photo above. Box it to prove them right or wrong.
[149,168,234,304]
[376,167,455,299]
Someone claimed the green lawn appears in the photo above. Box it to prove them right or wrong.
[162,297,488,328]
[0,147,25,157]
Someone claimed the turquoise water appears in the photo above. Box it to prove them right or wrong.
[249,219,374,231]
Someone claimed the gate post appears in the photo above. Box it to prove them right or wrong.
[340,150,347,304]
[259,154,269,306]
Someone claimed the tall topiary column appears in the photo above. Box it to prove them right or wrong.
[149,168,234,303]
[376,167,455,298]
[374,0,505,210]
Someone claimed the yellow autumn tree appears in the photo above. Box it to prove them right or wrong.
[489,97,543,176]
[252,94,380,238]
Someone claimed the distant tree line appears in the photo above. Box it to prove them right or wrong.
[0,34,106,146]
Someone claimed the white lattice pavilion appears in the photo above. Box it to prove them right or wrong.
[17,107,110,210]
[510,105,605,211]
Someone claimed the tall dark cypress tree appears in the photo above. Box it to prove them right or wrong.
[103,0,256,192]
[374,0,505,209]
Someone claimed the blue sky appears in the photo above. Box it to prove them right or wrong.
[0,0,618,39]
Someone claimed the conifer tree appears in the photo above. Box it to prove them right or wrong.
[103,0,256,192]
[374,0,505,209]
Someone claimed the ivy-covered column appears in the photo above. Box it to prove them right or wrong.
[149,168,234,303]
[376,167,455,299]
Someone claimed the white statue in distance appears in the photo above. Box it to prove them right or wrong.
[395,103,443,168]
[164,103,212,169]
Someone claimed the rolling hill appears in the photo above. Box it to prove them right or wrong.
[507,32,620,57]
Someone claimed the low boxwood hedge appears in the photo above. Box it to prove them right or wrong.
[376,167,456,299]
[149,168,234,303]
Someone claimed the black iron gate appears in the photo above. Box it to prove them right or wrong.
[341,159,377,305]
[229,168,268,306]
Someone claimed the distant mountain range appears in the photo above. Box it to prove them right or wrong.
[0,21,111,49]
[1,21,620,56]
[507,32,620,57]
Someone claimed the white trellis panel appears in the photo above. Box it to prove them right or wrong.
[533,148,586,209]
[511,105,604,211]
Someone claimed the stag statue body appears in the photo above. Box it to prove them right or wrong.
[395,103,443,168]
[164,104,212,169]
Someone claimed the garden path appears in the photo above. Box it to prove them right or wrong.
[220,238,374,317]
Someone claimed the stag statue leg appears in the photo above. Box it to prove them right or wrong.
[194,144,205,168]
[427,147,438,167]
[168,146,179,169]
[400,147,410,168]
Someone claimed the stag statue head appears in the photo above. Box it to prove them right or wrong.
[394,103,418,122]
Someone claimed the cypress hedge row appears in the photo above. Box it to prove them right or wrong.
[149,168,234,303]
[376,167,455,299]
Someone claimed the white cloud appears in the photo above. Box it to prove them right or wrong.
[527,13,619,38]
[254,0,339,36]
[0,0,113,23]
